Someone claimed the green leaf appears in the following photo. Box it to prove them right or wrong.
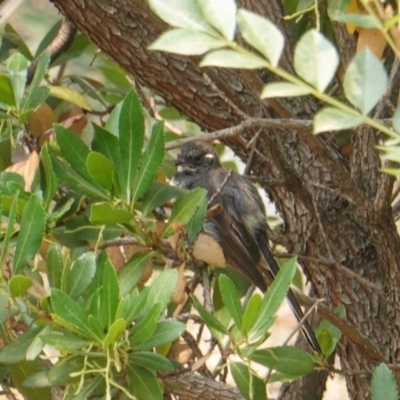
[13,193,45,274]
[9,275,33,297]
[200,49,268,69]
[316,308,343,357]
[35,20,63,56]
[294,29,339,92]
[393,107,400,134]
[127,364,162,400]
[0,327,42,363]
[129,352,174,372]
[40,332,91,352]
[7,360,52,400]
[40,143,59,210]
[130,303,163,347]
[343,49,387,115]
[103,318,126,348]
[105,102,122,134]
[252,346,315,376]
[191,294,229,335]
[249,257,296,342]
[230,362,266,400]
[313,107,363,134]
[146,269,178,310]
[51,289,96,340]
[197,0,237,40]
[185,195,207,242]
[50,152,110,201]
[133,121,165,202]
[261,82,312,98]
[134,320,185,350]
[118,89,145,201]
[0,191,18,265]
[46,243,63,289]
[55,125,106,192]
[0,75,15,106]
[333,13,379,29]
[237,9,284,67]
[142,181,185,216]
[8,53,28,106]
[242,293,262,335]
[371,363,398,400]
[86,152,115,192]
[22,51,51,113]
[67,252,96,298]
[99,257,119,329]
[89,203,133,224]
[49,85,92,111]
[148,0,216,35]
[149,29,226,55]
[219,275,243,331]
[163,187,207,237]
[119,252,153,296]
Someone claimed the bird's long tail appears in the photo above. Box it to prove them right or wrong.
[257,237,323,356]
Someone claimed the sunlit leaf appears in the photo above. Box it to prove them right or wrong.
[200,49,268,69]
[49,85,92,111]
[261,82,312,98]
[313,107,363,133]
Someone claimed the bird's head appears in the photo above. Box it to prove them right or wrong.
[175,141,221,173]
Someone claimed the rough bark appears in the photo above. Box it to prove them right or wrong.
[49,0,400,399]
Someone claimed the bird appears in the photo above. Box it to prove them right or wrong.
[172,140,322,355]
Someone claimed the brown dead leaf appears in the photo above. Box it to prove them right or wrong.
[193,234,226,268]
[106,246,125,271]
[123,244,154,285]
[167,338,193,364]
[60,114,88,135]
[27,103,56,138]
[5,151,39,192]
[191,354,212,372]
[172,262,187,304]
[356,28,386,58]
[138,259,153,286]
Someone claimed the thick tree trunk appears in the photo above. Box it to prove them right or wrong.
[49,0,400,398]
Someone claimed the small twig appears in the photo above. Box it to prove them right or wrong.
[208,170,232,206]
[244,130,261,175]
[182,331,213,378]
[201,268,214,313]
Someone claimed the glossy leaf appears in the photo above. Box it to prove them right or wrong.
[134,320,185,350]
[0,191,18,265]
[9,275,33,297]
[8,53,28,105]
[14,193,45,274]
[142,181,185,216]
[200,49,268,69]
[103,318,126,348]
[50,151,110,201]
[22,51,51,112]
[86,152,114,192]
[249,257,296,341]
[191,294,229,335]
[51,289,95,340]
[127,364,162,400]
[197,0,237,40]
[130,303,162,347]
[129,352,173,372]
[186,195,207,242]
[67,252,96,298]
[237,9,284,67]
[0,75,15,106]
[118,89,145,201]
[150,29,226,55]
[149,0,215,34]
[40,143,59,210]
[230,362,266,400]
[371,363,398,400]
[89,203,133,224]
[313,107,363,134]
[133,121,165,202]
[343,49,387,115]
[219,274,243,330]
[162,187,207,237]
[146,269,178,310]
[294,29,339,92]
[119,252,153,296]
[49,85,92,111]
[242,293,262,335]
[261,82,312,98]
[252,346,315,376]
